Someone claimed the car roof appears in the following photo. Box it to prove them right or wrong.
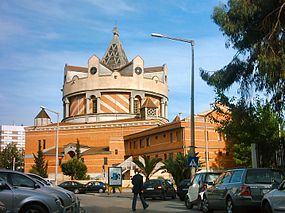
[196,171,222,174]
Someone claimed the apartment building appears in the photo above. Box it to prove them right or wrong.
[0,125,26,151]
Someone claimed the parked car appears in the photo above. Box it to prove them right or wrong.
[0,177,63,213]
[58,181,86,194]
[185,171,221,210]
[261,180,285,213]
[142,179,176,200]
[177,179,191,201]
[202,168,284,213]
[26,172,80,211]
[26,173,54,187]
[85,181,107,193]
[0,169,80,212]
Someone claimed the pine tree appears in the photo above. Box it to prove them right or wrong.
[30,142,48,178]
[75,139,81,160]
[201,0,285,113]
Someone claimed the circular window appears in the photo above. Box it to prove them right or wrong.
[135,67,142,75]
[90,67,97,75]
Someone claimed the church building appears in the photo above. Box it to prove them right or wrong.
[25,28,169,180]
[24,28,234,181]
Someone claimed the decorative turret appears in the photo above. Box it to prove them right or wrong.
[34,109,51,126]
[141,98,158,120]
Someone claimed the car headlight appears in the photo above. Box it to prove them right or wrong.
[55,198,62,207]
[55,198,62,206]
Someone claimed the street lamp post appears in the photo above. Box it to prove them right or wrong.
[41,106,60,185]
[151,33,196,175]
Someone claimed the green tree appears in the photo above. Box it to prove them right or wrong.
[30,142,48,177]
[201,0,285,112]
[214,100,282,167]
[160,153,197,186]
[0,143,24,170]
[75,139,81,160]
[60,158,87,180]
[133,155,162,181]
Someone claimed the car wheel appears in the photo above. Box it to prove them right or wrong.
[202,196,213,213]
[74,189,80,194]
[226,197,236,213]
[262,201,272,213]
[185,196,193,209]
[197,196,203,211]
[20,204,48,213]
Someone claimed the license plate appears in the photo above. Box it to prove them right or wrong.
[183,188,188,191]
[146,187,154,190]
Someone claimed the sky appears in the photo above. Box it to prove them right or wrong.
[0,0,236,126]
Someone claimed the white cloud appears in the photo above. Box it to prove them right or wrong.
[84,0,135,15]
[0,19,25,42]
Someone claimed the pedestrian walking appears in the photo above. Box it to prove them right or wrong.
[131,168,149,211]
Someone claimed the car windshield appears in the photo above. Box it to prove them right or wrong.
[144,180,161,187]
[246,169,284,184]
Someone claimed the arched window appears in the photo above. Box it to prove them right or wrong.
[68,151,75,158]
[91,95,97,113]
[134,96,141,114]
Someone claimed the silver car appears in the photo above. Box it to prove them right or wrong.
[202,168,284,213]
[26,172,80,212]
[261,180,285,213]
[0,177,63,213]
[0,170,80,213]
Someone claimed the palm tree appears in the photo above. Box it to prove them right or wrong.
[133,155,162,181]
[160,153,194,186]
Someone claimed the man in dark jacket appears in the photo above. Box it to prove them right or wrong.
[131,168,149,211]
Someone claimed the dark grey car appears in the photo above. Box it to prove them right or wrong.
[142,179,176,200]
[0,169,80,213]
[0,177,63,213]
[202,168,284,213]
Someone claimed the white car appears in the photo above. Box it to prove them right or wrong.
[185,171,221,210]
[261,180,285,213]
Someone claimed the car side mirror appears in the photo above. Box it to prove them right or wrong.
[35,183,41,189]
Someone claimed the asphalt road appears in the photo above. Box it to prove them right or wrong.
[78,191,202,213]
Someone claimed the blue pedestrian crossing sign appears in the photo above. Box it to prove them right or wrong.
[188,156,198,167]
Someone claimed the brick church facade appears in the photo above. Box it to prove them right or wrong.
[24,28,234,181]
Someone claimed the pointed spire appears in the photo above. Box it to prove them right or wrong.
[101,27,128,70]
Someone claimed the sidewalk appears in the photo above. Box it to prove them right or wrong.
[104,188,133,198]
